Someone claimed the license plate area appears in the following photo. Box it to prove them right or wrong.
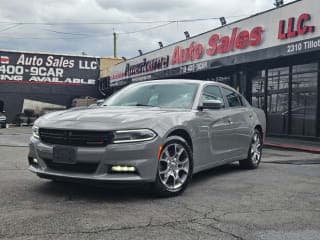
[53,146,76,164]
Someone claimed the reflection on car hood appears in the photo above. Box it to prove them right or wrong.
[37,106,189,130]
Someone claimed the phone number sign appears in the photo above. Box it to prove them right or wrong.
[0,51,100,85]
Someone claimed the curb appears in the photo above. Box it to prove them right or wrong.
[264,142,320,154]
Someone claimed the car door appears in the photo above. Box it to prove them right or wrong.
[196,84,236,166]
[220,87,253,159]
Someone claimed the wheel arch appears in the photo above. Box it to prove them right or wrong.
[167,128,193,151]
[254,124,264,142]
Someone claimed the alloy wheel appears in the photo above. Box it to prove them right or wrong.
[158,143,190,191]
[250,132,262,164]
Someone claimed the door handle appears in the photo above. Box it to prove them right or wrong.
[249,113,253,118]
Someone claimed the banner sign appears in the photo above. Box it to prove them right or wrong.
[0,51,100,85]
[109,0,320,86]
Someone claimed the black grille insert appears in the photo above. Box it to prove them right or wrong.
[43,158,98,174]
[39,128,113,147]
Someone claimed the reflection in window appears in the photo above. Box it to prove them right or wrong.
[291,63,318,136]
[105,83,199,109]
[267,67,289,135]
[251,63,318,137]
[251,70,265,109]
[222,88,242,107]
[202,85,225,107]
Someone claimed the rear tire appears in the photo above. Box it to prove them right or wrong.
[153,136,193,197]
[239,129,262,169]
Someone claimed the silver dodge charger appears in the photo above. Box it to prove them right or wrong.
[28,79,266,196]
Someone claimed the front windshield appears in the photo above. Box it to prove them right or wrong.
[104,82,199,109]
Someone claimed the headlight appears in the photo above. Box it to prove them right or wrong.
[32,126,39,139]
[113,129,157,143]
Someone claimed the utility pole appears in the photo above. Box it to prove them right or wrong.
[113,31,117,58]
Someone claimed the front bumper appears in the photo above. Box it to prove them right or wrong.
[28,136,161,183]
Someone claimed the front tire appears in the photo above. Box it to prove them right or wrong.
[239,129,262,169]
[153,136,193,197]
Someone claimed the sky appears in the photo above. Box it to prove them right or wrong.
[0,0,295,58]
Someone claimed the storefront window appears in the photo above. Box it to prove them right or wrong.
[207,76,232,86]
[251,70,266,109]
[267,67,289,135]
[291,63,318,136]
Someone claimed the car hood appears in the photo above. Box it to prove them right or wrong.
[37,106,191,131]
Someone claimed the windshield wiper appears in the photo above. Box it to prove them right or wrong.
[101,104,156,107]
[133,103,156,107]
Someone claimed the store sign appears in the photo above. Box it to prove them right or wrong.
[109,0,320,85]
[0,51,100,85]
[125,56,169,75]
[110,56,169,80]
[171,42,204,65]
[171,26,263,65]
[278,13,315,40]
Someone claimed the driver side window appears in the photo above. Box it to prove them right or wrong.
[221,87,243,107]
[202,85,225,108]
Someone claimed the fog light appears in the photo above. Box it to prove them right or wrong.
[33,158,38,164]
[111,165,136,172]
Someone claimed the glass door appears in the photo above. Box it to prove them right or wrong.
[267,67,290,135]
[251,70,266,110]
[250,62,319,138]
[291,63,318,137]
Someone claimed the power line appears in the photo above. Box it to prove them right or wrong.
[0,23,22,33]
[0,14,250,41]
[0,15,247,26]
[41,28,92,36]
[0,22,177,40]
[118,22,174,35]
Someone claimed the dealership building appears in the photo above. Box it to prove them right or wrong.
[0,50,121,122]
[104,0,320,139]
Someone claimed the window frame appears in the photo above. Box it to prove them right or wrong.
[199,84,226,110]
[221,87,244,108]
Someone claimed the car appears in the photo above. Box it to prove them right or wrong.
[39,107,67,117]
[28,79,266,197]
[88,99,105,108]
[15,109,38,126]
[0,111,6,128]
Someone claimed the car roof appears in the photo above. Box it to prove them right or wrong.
[134,79,233,89]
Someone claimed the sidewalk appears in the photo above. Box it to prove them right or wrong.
[264,136,320,153]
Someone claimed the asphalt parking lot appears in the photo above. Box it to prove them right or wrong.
[1,127,320,240]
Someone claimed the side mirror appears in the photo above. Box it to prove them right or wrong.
[96,99,105,106]
[199,99,223,110]
[88,103,98,108]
